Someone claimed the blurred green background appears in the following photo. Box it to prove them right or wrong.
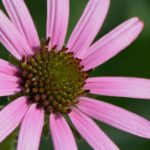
[0,0,150,149]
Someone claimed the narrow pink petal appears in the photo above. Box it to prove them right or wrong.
[0,10,33,60]
[0,90,20,97]
[0,97,29,142]
[0,73,20,96]
[0,32,20,59]
[67,0,110,58]
[85,77,150,99]
[47,0,69,50]
[82,17,144,71]
[0,79,19,88]
[50,113,77,150]
[78,97,150,139]
[17,104,44,150]
[69,109,119,150]
[0,59,18,75]
[2,0,40,50]
[0,72,19,80]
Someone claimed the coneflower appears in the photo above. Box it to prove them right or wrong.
[0,0,149,150]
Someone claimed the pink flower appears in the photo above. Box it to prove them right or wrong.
[0,0,149,150]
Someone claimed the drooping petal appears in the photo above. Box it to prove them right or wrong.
[2,0,40,50]
[47,0,69,50]
[69,108,119,150]
[85,77,150,99]
[0,10,33,60]
[82,17,144,71]
[17,104,44,150]
[0,59,18,75]
[50,113,77,150]
[67,0,110,58]
[0,97,29,142]
[78,97,150,139]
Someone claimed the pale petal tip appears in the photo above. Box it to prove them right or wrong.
[139,19,144,29]
[132,16,144,28]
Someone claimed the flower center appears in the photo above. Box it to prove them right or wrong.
[18,39,88,114]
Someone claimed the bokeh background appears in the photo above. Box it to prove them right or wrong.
[0,0,150,149]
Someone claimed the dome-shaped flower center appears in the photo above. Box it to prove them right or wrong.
[19,41,88,114]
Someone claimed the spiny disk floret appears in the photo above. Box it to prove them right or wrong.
[19,46,88,114]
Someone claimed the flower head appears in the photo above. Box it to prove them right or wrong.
[0,0,149,150]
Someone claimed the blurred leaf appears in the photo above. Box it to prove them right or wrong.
[0,129,18,150]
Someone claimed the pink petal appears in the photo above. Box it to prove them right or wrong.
[0,78,19,88]
[0,72,19,80]
[69,108,119,150]
[2,0,40,50]
[50,113,77,150]
[0,96,29,142]
[85,77,150,99]
[0,33,20,59]
[82,17,144,71]
[17,104,44,150]
[0,10,33,60]
[0,73,20,96]
[46,0,69,50]
[0,61,20,95]
[78,97,150,139]
[67,0,110,58]
[0,58,18,75]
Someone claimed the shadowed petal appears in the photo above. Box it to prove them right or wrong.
[50,113,77,150]
[2,0,40,50]
[78,97,150,139]
[67,0,110,58]
[0,10,33,60]
[0,97,29,142]
[69,108,119,150]
[47,0,69,50]
[85,77,150,99]
[17,104,44,150]
[82,17,144,71]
